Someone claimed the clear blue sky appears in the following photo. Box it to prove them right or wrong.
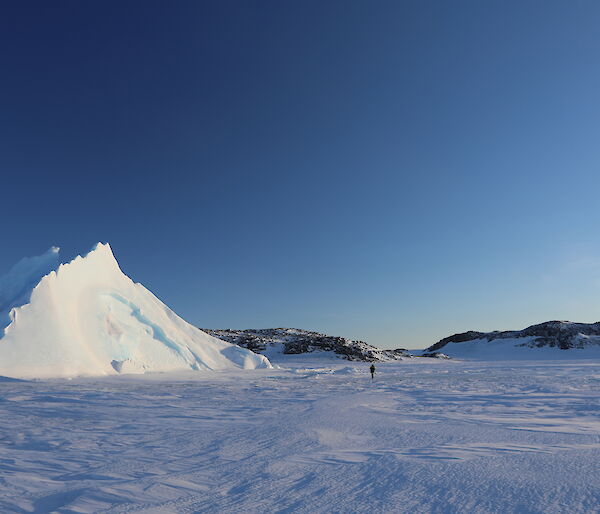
[2,1,600,349]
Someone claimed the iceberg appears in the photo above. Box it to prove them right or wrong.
[0,243,271,378]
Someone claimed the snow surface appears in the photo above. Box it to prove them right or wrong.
[0,244,270,378]
[1,358,600,513]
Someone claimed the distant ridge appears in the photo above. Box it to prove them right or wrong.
[427,320,600,353]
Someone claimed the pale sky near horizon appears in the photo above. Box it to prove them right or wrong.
[2,1,600,349]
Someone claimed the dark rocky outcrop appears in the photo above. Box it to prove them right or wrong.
[203,328,411,362]
[420,351,450,359]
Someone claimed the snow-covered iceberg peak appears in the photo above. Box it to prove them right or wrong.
[0,245,61,330]
[0,243,271,378]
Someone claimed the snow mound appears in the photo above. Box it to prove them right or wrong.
[333,366,363,374]
[0,243,271,378]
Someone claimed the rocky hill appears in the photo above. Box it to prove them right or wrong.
[427,320,600,352]
[203,328,411,362]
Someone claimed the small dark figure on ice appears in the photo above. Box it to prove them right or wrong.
[370,364,375,380]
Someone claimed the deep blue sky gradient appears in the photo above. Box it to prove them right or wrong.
[2,1,600,348]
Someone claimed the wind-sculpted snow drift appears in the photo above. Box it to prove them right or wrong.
[0,244,270,378]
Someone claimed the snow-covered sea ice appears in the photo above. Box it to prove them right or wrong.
[1,358,600,513]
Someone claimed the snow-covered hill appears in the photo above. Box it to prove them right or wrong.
[203,328,410,362]
[0,244,270,378]
[426,320,600,359]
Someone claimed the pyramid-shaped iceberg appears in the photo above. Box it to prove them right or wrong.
[0,243,271,378]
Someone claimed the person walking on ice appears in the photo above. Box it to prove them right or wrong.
[370,364,375,380]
